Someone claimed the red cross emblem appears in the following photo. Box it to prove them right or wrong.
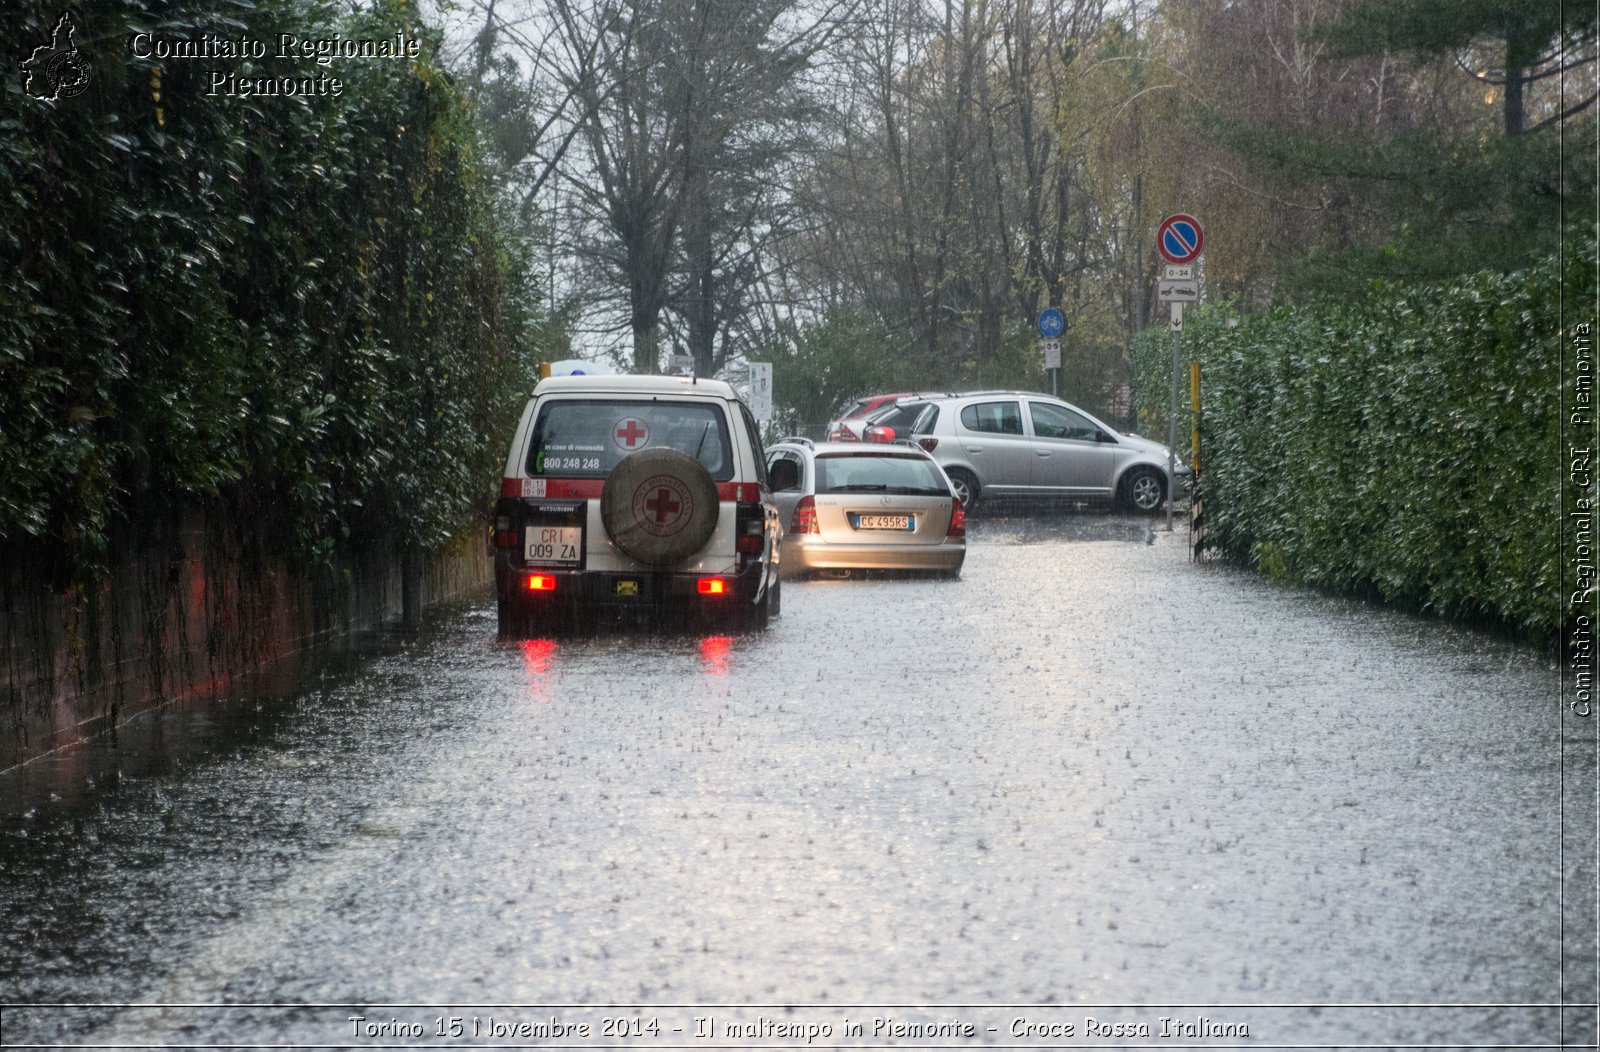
[631,475,692,536]
[614,417,649,451]
[644,486,680,524]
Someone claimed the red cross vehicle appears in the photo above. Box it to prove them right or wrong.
[614,417,649,450]
[639,482,685,531]
[492,374,781,634]
[645,486,677,521]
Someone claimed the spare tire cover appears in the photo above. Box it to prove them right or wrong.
[601,447,720,566]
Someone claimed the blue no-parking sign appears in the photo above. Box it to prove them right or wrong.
[1037,308,1065,339]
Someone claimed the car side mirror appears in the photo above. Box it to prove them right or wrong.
[1096,430,1116,443]
[769,460,800,491]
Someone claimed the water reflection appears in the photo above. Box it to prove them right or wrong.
[699,634,734,676]
[967,506,1162,545]
[520,638,559,701]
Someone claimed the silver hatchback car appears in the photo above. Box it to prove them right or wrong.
[895,391,1190,512]
[765,439,966,577]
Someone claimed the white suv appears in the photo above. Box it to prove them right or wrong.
[492,375,781,634]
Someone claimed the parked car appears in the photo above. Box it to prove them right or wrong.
[824,393,913,441]
[492,374,781,635]
[825,391,956,441]
[838,398,943,444]
[765,438,965,577]
[895,391,1190,512]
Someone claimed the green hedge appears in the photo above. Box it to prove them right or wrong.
[1135,226,1596,644]
[2,0,542,584]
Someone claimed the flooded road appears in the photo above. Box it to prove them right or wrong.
[0,511,1589,1048]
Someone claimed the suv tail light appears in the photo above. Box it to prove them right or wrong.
[864,425,896,444]
[735,501,765,554]
[790,495,818,534]
[494,514,518,550]
[947,498,966,538]
[836,428,859,442]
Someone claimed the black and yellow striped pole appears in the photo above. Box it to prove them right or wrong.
[1190,361,1204,561]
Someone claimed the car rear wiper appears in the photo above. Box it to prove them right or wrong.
[827,483,889,492]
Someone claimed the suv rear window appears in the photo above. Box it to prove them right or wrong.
[527,399,734,481]
[816,453,950,496]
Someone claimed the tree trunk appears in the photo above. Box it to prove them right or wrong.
[1502,16,1531,136]
[400,546,424,627]
[632,317,659,374]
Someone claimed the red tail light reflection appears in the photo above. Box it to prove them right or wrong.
[521,638,558,700]
[700,634,733,675]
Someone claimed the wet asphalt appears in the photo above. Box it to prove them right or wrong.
[0,509,1584,1048]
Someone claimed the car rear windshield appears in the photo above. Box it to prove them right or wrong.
[867,402,938,433]
[527,398,734,481]
[815,453,950,496]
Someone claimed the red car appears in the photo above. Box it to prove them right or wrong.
[826,392,952,441]
[825,393,914,441]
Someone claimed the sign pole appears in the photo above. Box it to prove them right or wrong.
[1167,321,1179,532]
[1038,309,1065,400]
[1154,214,1204,532]
[1190,361,1204,561]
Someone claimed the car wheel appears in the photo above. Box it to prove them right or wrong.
[947,469,980,509]
[1120,467,1166,513]
[601,448,720,565]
